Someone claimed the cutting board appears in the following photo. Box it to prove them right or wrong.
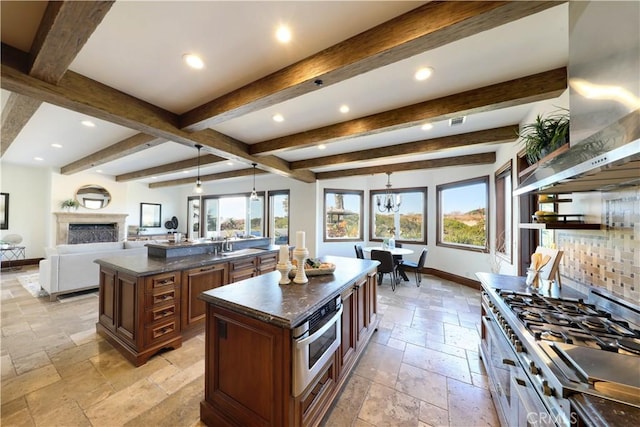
[533,246,563,281]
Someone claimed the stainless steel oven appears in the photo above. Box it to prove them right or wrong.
[292,295,342,397]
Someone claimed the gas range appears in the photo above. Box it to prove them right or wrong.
[478,274,640,426]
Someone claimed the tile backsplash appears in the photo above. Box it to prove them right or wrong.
[557,186,639,303]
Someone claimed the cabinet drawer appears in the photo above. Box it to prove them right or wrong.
[145,272,179,291]
[258,253,278,274]
[144,318,178,346]
[229,257,256,272]
[144,303,177,323]
[146,287,177,307]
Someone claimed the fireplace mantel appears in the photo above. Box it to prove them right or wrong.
[54,212,128,245]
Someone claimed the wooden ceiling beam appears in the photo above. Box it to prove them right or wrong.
[315,152,496,180]
[1,1,114,156]
[61,134,166,175]
[149,168,268,189]
[116,154,226,182]
[291,125,517,170]
[250,67,567,155]
[180,1,562,130]
[1,49,315,183]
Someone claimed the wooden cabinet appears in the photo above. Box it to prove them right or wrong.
[181,263,228,335]
[338,285,357,377]
[228,257,257,283]
[97,269,182,366]
[257,252,278,274]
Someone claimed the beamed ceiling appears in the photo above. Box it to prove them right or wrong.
[0,1,569,188]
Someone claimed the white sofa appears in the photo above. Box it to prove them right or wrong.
[38,241,154,301]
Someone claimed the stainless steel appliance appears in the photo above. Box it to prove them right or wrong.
[292,295,342,397]
[481,284,640,426]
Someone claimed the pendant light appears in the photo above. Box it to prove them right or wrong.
[194,144,203,194]
[376,172,401,213]
[250,163,259,201]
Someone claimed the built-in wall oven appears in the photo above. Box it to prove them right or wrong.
[292,295,342,397]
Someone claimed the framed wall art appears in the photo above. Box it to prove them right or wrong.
[140,203,161,228]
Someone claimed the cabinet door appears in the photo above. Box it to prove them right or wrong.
[338,285,357,378]
[367,271,378,327]
[228,257,257,283]
[181,263,228,331]
[98,266,117,332]
[115,272,141,348]
[354,276,368,346]
[257,252,277,275]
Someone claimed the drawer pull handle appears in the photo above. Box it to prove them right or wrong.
[200,266,216,272]
[157,279,173,285]
[502,358,516,366]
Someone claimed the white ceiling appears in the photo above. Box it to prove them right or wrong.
[0,1,569,186]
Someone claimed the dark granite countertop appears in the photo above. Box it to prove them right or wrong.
[94,245,282,277]
[199,255,379,329]
[570,393,640,426]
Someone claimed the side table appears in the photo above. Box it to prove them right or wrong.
[1,246,26,270]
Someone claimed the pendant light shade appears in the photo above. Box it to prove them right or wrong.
[250,163,259,201]
[376,172,401,213]
[194,144,203,194]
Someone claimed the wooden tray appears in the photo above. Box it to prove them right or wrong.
[289,263,336,278]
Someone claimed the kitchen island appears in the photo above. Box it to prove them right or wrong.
[199,255,379,427]
[94,241,281,366]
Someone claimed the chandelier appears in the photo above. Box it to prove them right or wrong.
[377,172,401,213]
[194,144,203,194]
[250,163,259,201]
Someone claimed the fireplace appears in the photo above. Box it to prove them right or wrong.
[54,213,128,245]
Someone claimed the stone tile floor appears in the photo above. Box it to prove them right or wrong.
[1,267,498,426]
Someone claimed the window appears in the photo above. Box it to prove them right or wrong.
[369,187,427,244]
[201,193,264,239]
[437,176,489,252]
[187,197,200,239]
[268,190,289,244]
[495,161,513,262]
[323,189,363,241]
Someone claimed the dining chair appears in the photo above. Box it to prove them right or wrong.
[354,244,364,259]
[402,247,428,287]
[370,249,398,291]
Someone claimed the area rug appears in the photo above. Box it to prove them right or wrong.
[17,273,49,298]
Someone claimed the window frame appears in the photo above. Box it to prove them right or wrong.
[436,176,489,253]
[200,192,265,238]
[267,190,290,245]
[323,189,364,242]
[369,186,427,244]
[495,161,513,263]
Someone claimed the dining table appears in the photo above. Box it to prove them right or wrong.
[362,246,413,282]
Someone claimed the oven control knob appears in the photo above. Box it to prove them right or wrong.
[542,380,555,397]
[529,361,539,375]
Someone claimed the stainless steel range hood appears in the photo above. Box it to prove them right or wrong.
[514,1,640,196]
[514,110,640,195]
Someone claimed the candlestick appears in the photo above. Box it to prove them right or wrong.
[277,261,292,285]
[296,231,305,249]
[293,248,309,284]
[279,244,289,263]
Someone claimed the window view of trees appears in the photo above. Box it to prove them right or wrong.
[370,189,426,243]
[437,177,489,252]
[324,190,363,241]
[202,194,264,238]
[269,191,289,244]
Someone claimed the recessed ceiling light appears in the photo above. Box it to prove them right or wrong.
[81,120,95,127]
[339,105,350,114]
[95,169,103,173]
[152,176,157,180]
[273,113,284,122]
[34,157,43,161]
[275,25,292,43]
[421,123,433,131]
[183,170,190,174]
[414,67,434,81]
[318,144,327,150]
[51,143,62,148]
[183,53,204,69]
[226,161,233,166]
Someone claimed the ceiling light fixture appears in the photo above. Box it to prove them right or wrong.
[194,144,203,194]
[250,163,259,201]
[318,144,327,150]
[414,67,434,81]
[339,105,350,114]
[183,53,204,69]
[377,172,401,213]
[421,123,433,131]
[34,157,44,161]
[273,113,284,122]
[276,25,292,43]
[81,120,95,127]
[51,143,62,148]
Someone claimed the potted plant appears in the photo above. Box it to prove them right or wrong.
[60,198,80,211]
[518,109,570,165]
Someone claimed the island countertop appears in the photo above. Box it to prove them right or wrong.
[199,255,379,329]
[94,245,282,277]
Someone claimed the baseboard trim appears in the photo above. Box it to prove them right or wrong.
[1,257,42,269]
[422,267,481,290]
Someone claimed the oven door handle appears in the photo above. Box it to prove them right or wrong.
[294,306,343,347]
